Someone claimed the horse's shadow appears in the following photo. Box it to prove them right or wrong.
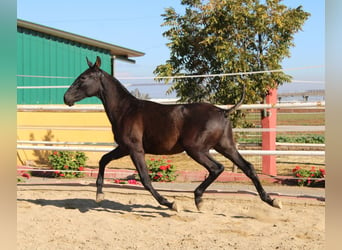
[17,198,172,218]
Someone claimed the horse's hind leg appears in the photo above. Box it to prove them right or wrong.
[215,144,282,209]
[96,146,128,202]
[185,149,224,211]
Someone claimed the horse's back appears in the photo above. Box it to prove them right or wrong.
[140,101,227,154]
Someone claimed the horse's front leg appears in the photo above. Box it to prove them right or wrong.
[130,150,178,211]
[96,146,128,202]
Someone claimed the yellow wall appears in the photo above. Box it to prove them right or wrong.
[17,110,115,166]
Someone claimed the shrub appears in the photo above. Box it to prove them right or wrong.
[145,158,177,182]
[48,151,87,178]
[113,179,140,185]
[292,166,325,186]
[17,171,31,182]
[276,135,325,144]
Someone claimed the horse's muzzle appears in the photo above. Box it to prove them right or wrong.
[63,93,75,106]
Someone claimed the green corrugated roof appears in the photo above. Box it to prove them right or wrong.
[17,19,145,60]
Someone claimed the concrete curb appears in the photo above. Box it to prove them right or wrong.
[18,166,288,182]
[17,178,325,202]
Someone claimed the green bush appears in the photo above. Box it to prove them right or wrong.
[48,151,87,178]
[276,135,325,144]
[292,166,325,186]
[237,134,325,144]
[145,158,177,182]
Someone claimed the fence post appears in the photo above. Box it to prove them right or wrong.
[261,88,277,175]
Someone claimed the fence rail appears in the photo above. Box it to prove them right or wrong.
[18,140,325,148]
[16,144,325,156]
[17,101,325,112]
[17,101,325,174]
[17,125,325,133]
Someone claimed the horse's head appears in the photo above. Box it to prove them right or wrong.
[64,56,103,106]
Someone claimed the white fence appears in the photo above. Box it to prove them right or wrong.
[17,101,325,157]
[17,100,325,112]
[16,143,325,156]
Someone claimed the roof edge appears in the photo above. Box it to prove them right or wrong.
[17,19,145,58]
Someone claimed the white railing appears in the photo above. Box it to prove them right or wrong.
[17,101,325,157]
[17,101,325,112]
[16,144,325,156]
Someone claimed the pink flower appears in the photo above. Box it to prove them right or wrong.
[114,179,121,184]
[319,169,326,176]
[159,165,167,171]
[128,179,137,185]
[53,151,58,155]
[59,173,65,177]
[54,170,60,174]
[292,166,300,173]
[64,165,69,169]
[167,160,172,163]
[21,173,30,179]
[78,166,84,171]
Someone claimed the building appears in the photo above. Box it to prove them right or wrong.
[17,20,144,166]
[17,19,144,104]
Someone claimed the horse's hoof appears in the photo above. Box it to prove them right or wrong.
[171,201,180,212]
[195,198,203,212]
[272,199,282,209]
[96,193,105,203]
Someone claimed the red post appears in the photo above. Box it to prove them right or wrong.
[261,88,277,176]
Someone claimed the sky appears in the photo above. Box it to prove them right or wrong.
[17,0,325,98]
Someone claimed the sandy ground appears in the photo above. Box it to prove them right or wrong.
[17,183,325,250]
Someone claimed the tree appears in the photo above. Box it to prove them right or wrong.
[130,88,150,100]
[154,0,310,125]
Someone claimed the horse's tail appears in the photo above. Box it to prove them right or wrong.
[223,84,246,116]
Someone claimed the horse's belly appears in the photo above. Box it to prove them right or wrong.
[143,140,184,155]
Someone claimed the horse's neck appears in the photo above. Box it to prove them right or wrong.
[99,73,136,124]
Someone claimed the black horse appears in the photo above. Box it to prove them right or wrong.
[64,56,281,211]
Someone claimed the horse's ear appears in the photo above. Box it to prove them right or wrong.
[86,57,93,68]
[95,56,101,68]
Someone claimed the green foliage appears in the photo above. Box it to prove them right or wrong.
[17,172,31,182]
[292,166,325,186]
[48,151,88,178]
[155,0,310,125]
[236,134,324,144]
[276,135,325,144]
[145,158,178,182]
[113,179,139,185]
